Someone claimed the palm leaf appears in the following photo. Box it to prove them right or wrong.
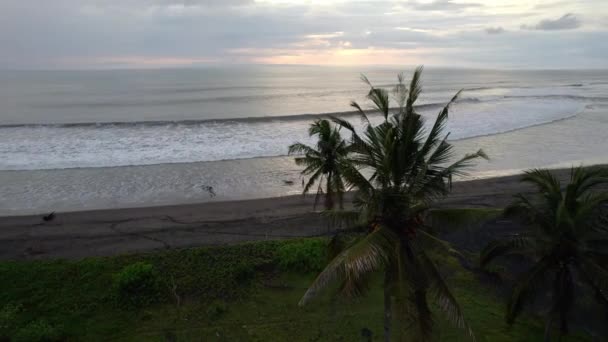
[350,101,371,125]
[480,235,535,269]
[406,66,424,114]
[506,256,554,324]
[419,251,476,340]
[299,226,397,305]
[321,209,362,229]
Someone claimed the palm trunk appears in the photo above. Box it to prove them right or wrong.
[384,270,393,342]
[325,173,334,210]
[544,315,554,342]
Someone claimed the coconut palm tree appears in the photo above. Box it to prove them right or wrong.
[288,119,348,210]
[480,166,608,341]
[299,67,487,341]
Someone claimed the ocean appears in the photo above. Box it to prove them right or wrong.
[1,66,607,215]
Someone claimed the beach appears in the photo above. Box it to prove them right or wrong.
[1,67,607,257]
[2,67,608,216]
[2,166,601,260]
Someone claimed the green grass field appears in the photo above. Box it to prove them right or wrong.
[0,229,593,342]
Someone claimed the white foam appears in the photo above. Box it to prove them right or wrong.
[0,97,587,171]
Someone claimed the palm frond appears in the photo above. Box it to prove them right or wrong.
[506,256,554,324]
[570,166,608,198]
[412,149,488,200]
[574,192,608,233]
[417,89,462,162]
[350,101,371,125]
[419,251,476,340]
[302,168,322,194]
[521,169,562,207]
[299,226,397,305]
[576,258,608,294]
[329,115,357,133]
[480,235,535,269]
[288,142,320,156]
[321,209,362,229]
[575,259,608,310]
[368,87,391,120]
[393,72,408,114]
[406,66,424,114]
[416,229,462,257]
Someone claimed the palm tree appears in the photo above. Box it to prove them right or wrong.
[288,119,348,210]
[480,166,608,341]
[299,67,487,341]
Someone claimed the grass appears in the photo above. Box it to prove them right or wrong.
[0,233,594,341]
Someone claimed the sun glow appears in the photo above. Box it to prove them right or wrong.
[243,47,439,66]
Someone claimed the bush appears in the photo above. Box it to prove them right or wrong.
[13,320,61,342]
[276,239,327,273]
[205,300,227,320]
[0,303,22,339]
[233,262,255,283]
[113,262,162,308]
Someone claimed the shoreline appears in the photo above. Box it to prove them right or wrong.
[1,166,602,260]
[2,103,606,216]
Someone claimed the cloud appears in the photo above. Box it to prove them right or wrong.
[127,0,254,7]
[0,1,605,69]
[522,13,582,30]
[484,27,505,34]
[410,0,482,12]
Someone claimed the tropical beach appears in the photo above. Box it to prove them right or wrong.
[2,1,608,341]
[1,67,607,216]
[1,67,607,341]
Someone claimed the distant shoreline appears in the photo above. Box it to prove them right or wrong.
[1,166,604,260]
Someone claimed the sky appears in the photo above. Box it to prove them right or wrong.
[1,0,607,69]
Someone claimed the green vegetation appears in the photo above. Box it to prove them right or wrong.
[0,235,592,341]
[12,319,63,342]
[276,238,328,273]
[289,118,349,210]
[481,166,608,341]
[113,262,163,308]
[298,67,488,341]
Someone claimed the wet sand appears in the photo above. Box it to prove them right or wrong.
[0,167,602,260]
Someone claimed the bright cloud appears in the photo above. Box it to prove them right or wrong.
[0,0,606,69]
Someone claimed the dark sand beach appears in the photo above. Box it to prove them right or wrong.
[2,166,602,260]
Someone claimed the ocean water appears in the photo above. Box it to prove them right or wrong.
[0,66,607,214]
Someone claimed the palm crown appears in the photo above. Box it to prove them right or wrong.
[480,167,608,340]
[288,119,348,210]
[299,67,487,341]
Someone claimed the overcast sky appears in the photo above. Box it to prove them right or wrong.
[1,0,607,69]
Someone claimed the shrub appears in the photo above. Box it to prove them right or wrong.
[113,262,162,308]
[276,239,327,273]
[13,319,61,342]
[0,303,22,339]
[205,300,227,320]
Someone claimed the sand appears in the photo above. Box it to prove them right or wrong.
[0,167,600,260]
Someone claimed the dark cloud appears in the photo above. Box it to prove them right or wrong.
[522,13,581,30]
[484,27,505,34]
[410,0,482,11]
